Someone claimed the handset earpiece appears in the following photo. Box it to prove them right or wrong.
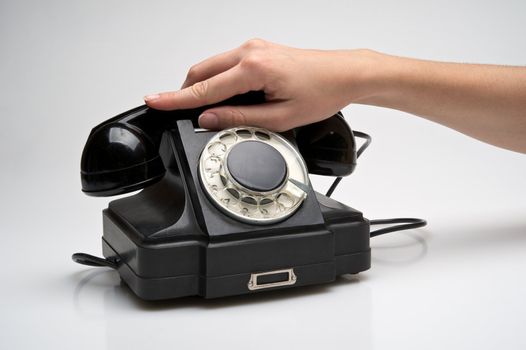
[81,91,265,197]
[80,118,166,196]
[294,112,357,177]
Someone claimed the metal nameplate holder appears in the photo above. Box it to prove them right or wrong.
[247,268,297,291]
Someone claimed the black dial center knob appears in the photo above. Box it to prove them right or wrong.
[226,140,287,192]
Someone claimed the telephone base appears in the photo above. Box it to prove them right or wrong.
[94,122,371,300]
[103,239,370,299]
[101,191,371,300]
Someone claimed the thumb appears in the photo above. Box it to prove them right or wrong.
[198,103,298,132]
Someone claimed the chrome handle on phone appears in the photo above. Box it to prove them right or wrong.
[247,268,297,291]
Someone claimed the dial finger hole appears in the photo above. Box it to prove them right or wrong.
[236,129,252,138]
[259,198,277,217]
[277,193,294,209]
[255,130,270,141]
[259,198,273,205]
[241,196,257,205]
[226,188,240,200]
[208,141,226,156]
[219,132,237,145]
[220,175,228,186]
[204,156,221,173]
[204,171,220,185]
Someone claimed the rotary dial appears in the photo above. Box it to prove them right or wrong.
[198,127,309,225]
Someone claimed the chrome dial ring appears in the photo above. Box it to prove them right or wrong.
[198,127,309,225]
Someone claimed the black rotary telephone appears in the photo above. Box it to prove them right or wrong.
[73,91,426,300]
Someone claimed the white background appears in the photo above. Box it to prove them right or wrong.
[1,0,525,349]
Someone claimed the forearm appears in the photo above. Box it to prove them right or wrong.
[144,39,526,153]
[354,51,526,153]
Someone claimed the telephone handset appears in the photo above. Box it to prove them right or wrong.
[74,91,425,300]
[81,91,357,198]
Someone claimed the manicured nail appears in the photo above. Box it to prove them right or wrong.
[198,113,219,129]
[144,94,160,102]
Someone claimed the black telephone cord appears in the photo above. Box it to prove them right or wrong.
[325,131,372,198]
[325,130,427,237]
[369,218,427,237]
[72,252,119,269]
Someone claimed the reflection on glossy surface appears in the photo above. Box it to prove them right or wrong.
[73,269,119,317]
[69,268,373,350]
[371,230,429,265]
[80,122,165,196]
[82,124,158,172]
[108,127,141,153]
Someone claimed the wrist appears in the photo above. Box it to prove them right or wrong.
[340,49,394,105]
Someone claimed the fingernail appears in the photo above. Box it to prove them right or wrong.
[144,94,160,102]
[198,113,219,129]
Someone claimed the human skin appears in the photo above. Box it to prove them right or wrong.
[144,39,526,153]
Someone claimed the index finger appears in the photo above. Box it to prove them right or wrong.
[145,65,262,110]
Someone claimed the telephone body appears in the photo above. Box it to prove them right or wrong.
[78,92,371,300]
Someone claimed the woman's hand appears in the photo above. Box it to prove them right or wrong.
[144,39,377,131]
[145,38,526,153]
